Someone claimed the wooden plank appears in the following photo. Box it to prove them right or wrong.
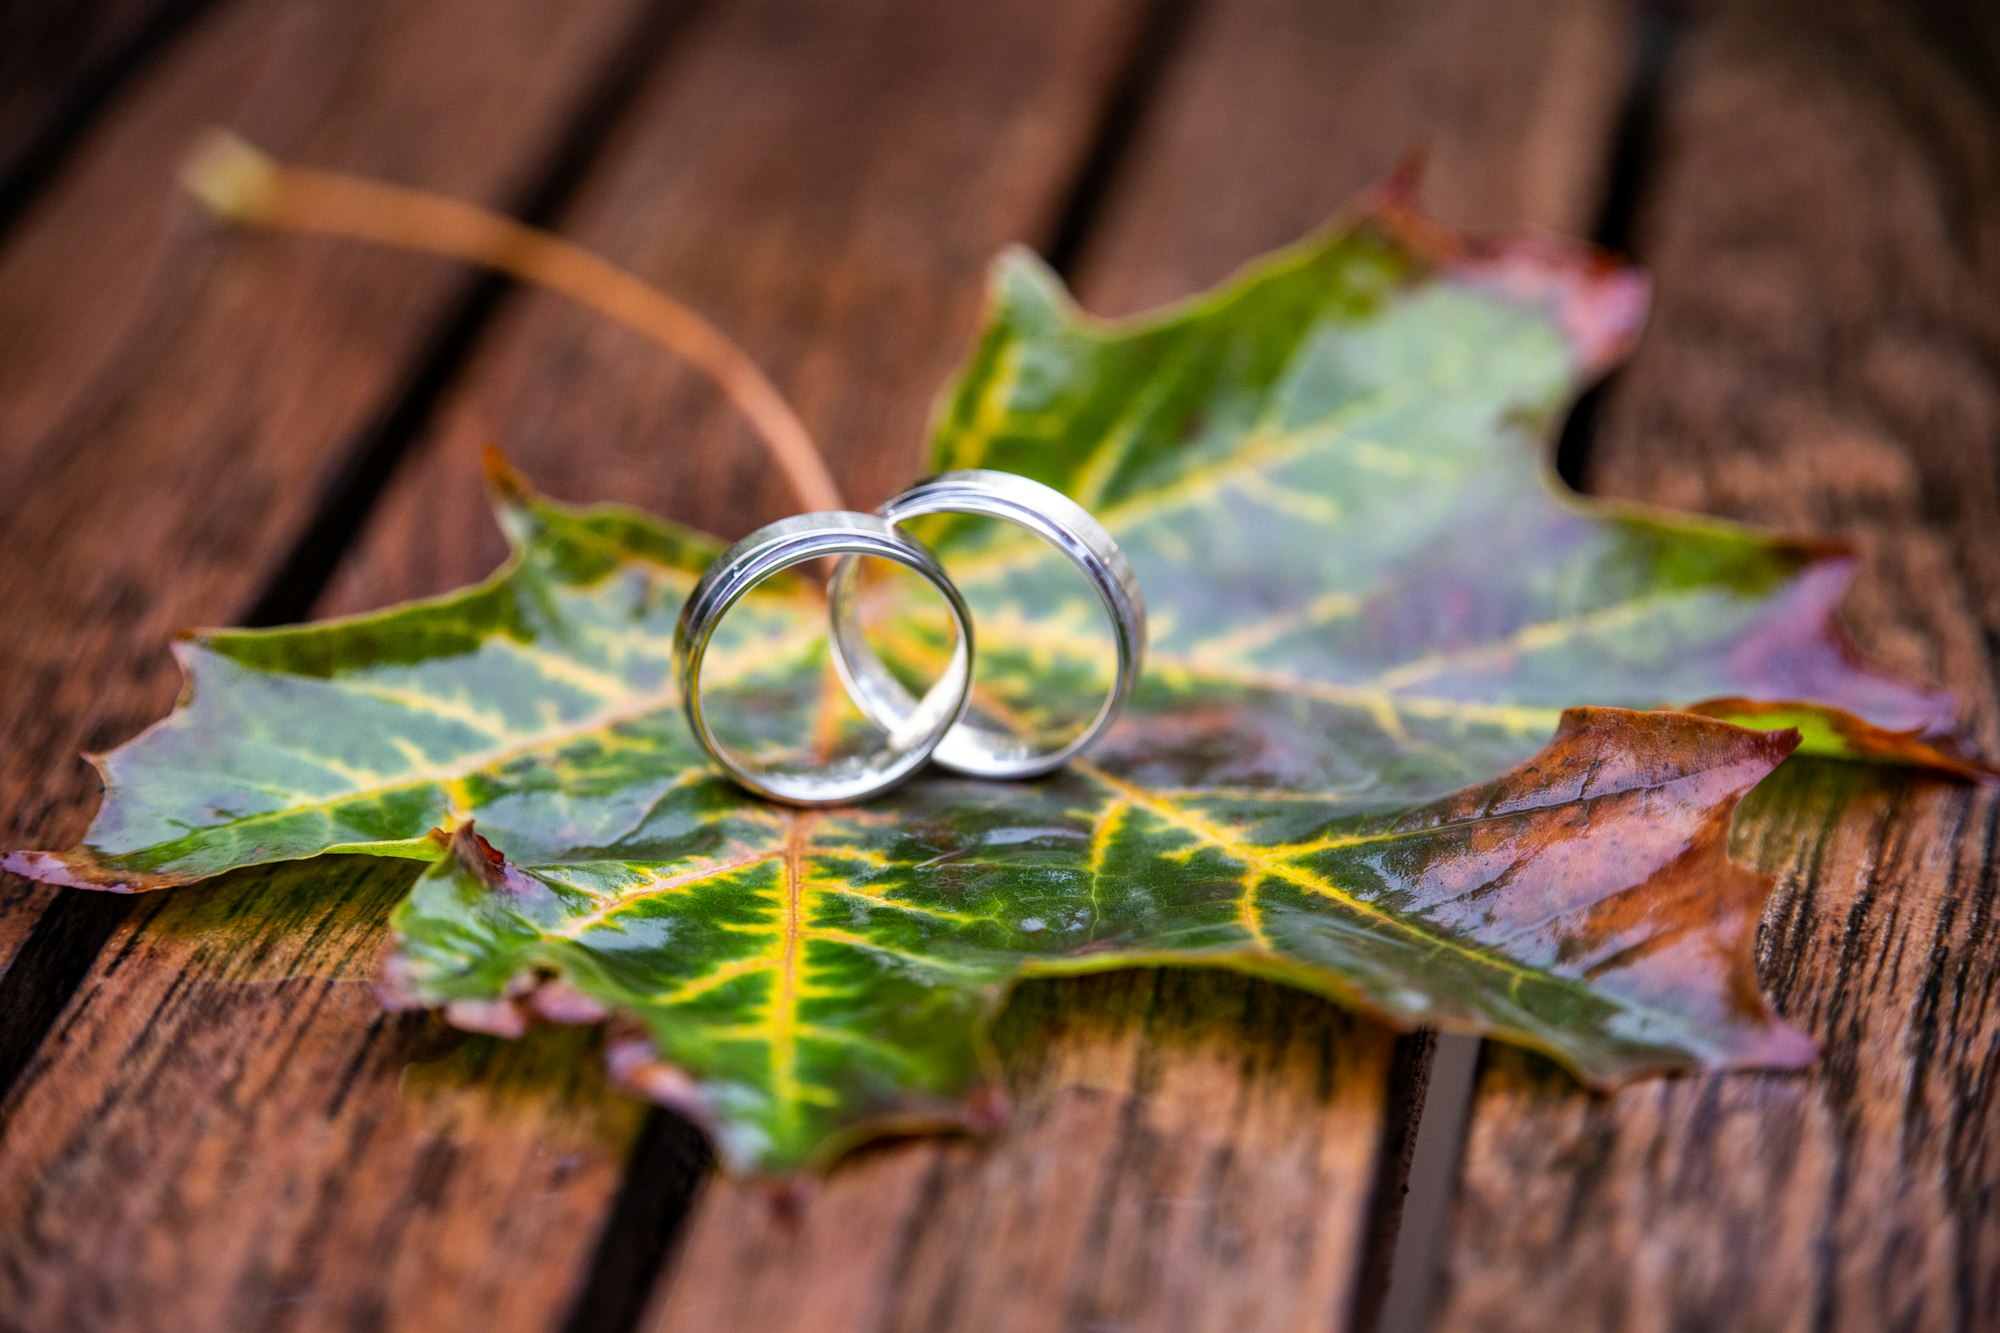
[0,0,198,201]
[0,0,670,1324]
[657,975,1407,1333]
[1069,0,1633,317]
[318,0,1157,588]
[639,1,1638,1329]
[0,0,1162,1327]
[0,0,661,985]
[1435,1,2000,1328]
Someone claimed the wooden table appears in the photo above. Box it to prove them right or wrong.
[1,0,1994,1328]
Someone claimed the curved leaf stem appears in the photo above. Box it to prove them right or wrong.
[180,131,845,516]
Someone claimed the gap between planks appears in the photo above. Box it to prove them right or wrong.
[0,0,1644,1329]
[1436,0,2000,1327]
[1375,6,1686,1328]
[0,0,218,242]
[638,0,1638,1328]
[0,0,702,1098]
[0,0,1186,1329]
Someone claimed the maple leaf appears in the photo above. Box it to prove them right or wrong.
[9,195,1983,1171]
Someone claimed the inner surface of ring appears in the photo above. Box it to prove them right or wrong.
[828,508,1122,776]
[693,545,968,804]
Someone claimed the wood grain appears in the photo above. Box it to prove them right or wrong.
[0,0,667,1325]
[657,973,1401,1333]
[21,0,1986,1329]
[1071,0,1632,317]
[0,0,197,199]
[0,857,659,1332]
[0,0,1160,1327]
[1436,2,2000,1328]
[641,0,1637,1329]
[0,0,657,977]
[319,0,1155,588]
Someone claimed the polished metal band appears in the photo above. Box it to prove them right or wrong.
[827,469,1147,779]
[674,511,973,805]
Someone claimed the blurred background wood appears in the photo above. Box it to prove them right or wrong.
[1440,2,2000,1327]
[0,0,1991,1329]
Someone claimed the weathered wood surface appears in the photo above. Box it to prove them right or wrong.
[646,1,1636,1329]
[0,0,1168,1327]
[0,0,1995,1329]
[0,0,668,1324]
[1064,0,1630,317]
[1436,2,2000,1329]
[0,0,196,202]
[0,0,662,991]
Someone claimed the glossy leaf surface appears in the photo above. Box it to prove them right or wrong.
[12,200,1980,1170]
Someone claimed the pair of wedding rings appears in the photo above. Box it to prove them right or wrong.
[673,469,1145,806]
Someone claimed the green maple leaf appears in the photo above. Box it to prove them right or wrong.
[12,198,1982,1171]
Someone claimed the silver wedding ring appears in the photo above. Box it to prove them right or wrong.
[675,511,974,805]
[829,470,1146,779]
[674,472,1144,804]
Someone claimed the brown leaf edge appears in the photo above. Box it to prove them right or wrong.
[377,707,1822,1173]
[1360,173,1991,780]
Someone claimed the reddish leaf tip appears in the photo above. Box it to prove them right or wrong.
[963,1082,1011,1134]
[759,1176,816,1227]
[1378,145,1431,207]
[446,821,507,881]
[441,821,550,899]
[1454,237,1649,376]
[480,447,534,504]
[1349,172,1649,377]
